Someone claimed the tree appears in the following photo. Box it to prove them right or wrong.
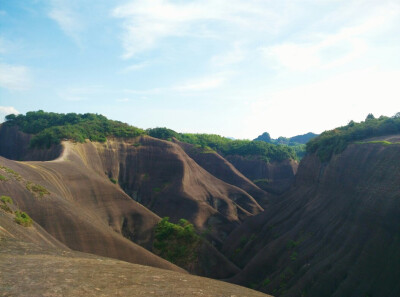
[366,113,375,121]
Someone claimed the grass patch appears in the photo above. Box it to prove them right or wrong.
[26,182,50,198]
[0,195,13,213]
[14,210,33,227]
[0,195,13,204]
[355,140,399,146]
[153,217,200,267]
[0,175,7,181]
[0,166,21,181]
[109,177,118,184]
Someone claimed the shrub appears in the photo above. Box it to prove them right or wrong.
[0,195,13,204]
[0,175,7,181]
[0,195,13,213]
[153,217,200,266]
[0,166,21,181]
[14,210,33,227]
[109,177,117,184]
[26,182,50,197]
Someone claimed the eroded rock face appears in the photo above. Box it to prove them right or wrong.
[226,155,298,194]
[0,125,62,161]
[0,154,183,272]
[87,137,263,244]
[0,126,257,278]
[174,140,270,206]
[223,141,400,297]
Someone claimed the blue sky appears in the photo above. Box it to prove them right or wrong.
[1,0,399,139]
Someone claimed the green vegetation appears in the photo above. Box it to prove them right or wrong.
[254,132,317,160]
[153,217,200,266]
[5,110,145,148]
[0,195,13,204]
[0,175,7,181]
[145,127,298,161]
[254,131,318,145]
[26,182,50,198]
[0,166,21,181]
[14,210,33,227]
[147,127,178,141]
[0,195,13,213]
[109,177,118,184]
[5,111,299,162]
[262,277,271,287]
[177,133,297,162]
[356,140,398,146]
[307,113,400,161]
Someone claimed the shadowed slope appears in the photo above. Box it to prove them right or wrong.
[223,138,400,296]
[226,156,298,195]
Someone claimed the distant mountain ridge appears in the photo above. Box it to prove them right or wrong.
[254,131,318,145]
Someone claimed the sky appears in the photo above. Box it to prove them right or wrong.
[0,0,399,139]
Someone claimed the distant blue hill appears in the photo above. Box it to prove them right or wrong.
[254,132,318,146]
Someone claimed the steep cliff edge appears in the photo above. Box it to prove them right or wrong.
[222,139,400,296]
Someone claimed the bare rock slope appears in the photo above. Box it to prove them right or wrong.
[223,138,400,297]
[0,209,271,297]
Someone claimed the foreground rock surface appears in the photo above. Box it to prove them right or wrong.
[0,212,271,297]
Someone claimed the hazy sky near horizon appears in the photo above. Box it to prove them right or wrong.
[1,0,399,139]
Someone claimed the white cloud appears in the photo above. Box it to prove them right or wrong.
[112,0,282,59]
[48,0,83,44]
[0,63,31,91]
[0,106,19,123]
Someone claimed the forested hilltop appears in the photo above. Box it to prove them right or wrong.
[307,113,400,161]
[3,111,297,163]
[253,131,318,159]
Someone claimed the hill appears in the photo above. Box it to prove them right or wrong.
[307,113,400,161]
[222,134,400,296]
[254,132,318,146]
[253,132,318,161]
